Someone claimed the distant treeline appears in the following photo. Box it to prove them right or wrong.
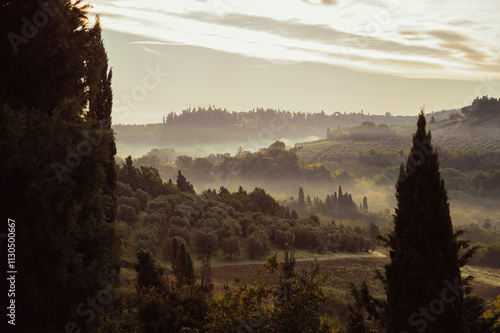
[162,106,417,128]
[461,96,500,125]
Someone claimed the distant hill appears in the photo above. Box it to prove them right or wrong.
[296,118,500,170]
[113,107,420,156]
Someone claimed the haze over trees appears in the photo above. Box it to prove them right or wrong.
[1,1,499,331]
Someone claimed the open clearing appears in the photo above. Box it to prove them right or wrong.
[209,251,500,303]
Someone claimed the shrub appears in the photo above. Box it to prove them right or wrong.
[134,188,149,210]
[169,225,191,245]
[117,204,138,224]
[247,233,270,259]
[221,236,240,258]
[117,196,141,214]
[275,229,294,249]
[194,228,218,255]
[115,181,134,197]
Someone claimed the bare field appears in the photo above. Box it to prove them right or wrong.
[210,254,500,302]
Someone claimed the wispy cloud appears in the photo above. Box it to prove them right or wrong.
[89,0,500,81]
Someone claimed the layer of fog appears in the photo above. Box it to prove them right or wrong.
[116,135,321,159]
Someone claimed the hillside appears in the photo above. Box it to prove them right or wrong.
[296,119,500,170]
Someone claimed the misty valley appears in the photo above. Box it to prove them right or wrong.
[106,97,500,332]
[2,1,500,332]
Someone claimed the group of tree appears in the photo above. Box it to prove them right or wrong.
[330,122,398,142]
[115,166,378,261]
[289,186,369,220]
[97,243,331,332]
[461,96,500,124]
[79,110,500,331]
[128,145,335,192]
[163,107,414,129]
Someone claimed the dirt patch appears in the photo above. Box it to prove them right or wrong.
[211,256,500,303]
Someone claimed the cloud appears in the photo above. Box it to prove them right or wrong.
[90,0,500,80]
[424,30,487,63]
[440,42,487,63]
[131,41,184,46]
[301,0,338,5]
[176,12,447,59]
[427,30,469,43]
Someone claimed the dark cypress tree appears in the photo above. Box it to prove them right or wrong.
[0,2,120,332]
[384,110,468,332]
[298,187,305,205]
[171,236,181,278]
[298,187,305,215]
[176,243,195,287]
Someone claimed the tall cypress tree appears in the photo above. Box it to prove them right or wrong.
[0,2,120,332]
[384,110,467,332]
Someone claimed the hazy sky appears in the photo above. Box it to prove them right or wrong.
[88,0,500,124]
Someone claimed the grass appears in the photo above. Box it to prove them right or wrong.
[462,266,500,288]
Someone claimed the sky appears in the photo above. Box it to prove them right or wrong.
[87,0,500,124]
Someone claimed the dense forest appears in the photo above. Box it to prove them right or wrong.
[1,1,500,332]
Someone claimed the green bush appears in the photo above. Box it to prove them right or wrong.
[117,204,138,224]
[117,196,141,214]
[194,228,218,255]
[247,232,270,259]
[221,236,240,258]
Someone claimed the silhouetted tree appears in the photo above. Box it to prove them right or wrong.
[175,243,195,287]
[384,110,468,332]
[1,3,120,331]
[135,249,165,292]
